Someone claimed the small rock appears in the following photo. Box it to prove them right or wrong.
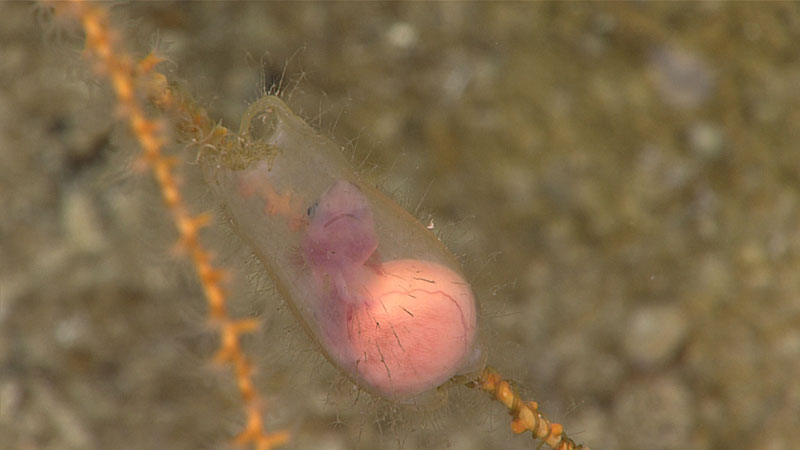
[385,22,418,49]
[649,44,715,109]
[687,122,725,160]
[623,304,688,369]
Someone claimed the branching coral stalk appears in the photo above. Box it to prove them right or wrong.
[52,2,288,449]
[469,368,588,450]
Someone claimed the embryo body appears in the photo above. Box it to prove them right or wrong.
[299,180,380,359]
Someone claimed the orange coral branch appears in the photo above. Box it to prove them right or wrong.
[54,1,288,448]
[472,367,588,450]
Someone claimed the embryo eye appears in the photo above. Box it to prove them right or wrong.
[307,201,318,217]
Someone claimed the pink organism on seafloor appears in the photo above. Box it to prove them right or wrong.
[301,180,477,399]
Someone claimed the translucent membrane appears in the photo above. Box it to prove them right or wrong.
[202,96,483,401]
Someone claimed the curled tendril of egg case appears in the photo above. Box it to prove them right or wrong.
[201,96,485,402]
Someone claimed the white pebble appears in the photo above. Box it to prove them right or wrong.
[623,304,688,369]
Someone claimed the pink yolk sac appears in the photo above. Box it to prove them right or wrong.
[344,259,477,398]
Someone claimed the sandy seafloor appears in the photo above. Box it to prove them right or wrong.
[2,2,800,450]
